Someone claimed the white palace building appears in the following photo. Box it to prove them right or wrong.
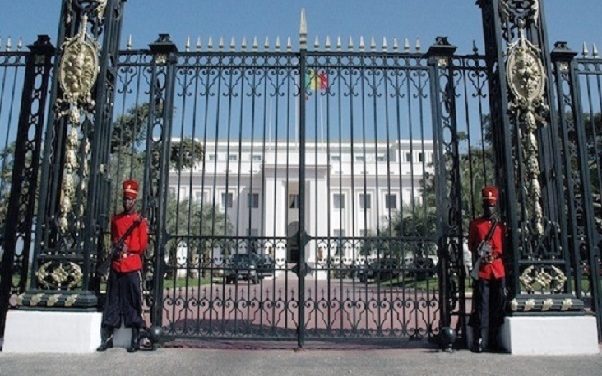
[168,139,434,269]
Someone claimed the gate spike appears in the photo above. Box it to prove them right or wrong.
[472,40,478,55]
[275,36,281,50]
[370,37,377,51]
[299,8,307,50]
[207,37,213,50]
[582,41,589,57]
[359,36,365,51]
[196,37,202,51]
[241,37,247,50]
[6,36,11,51]
[393,38,399,51]
[593,43,599,58]
[218,36,224,49]
[127,34,133,50]
[264,37,270,50]
[336,36,342,51]
[230,37,236,51]
[404,38,410,52]
[252,36,258,50]
[325,36,331,50]
[17,37,22,51]
[286,37,292,52]
[314,35,320,49]
[382,37,388,51]
[0,36,2,51]
[185,36,190,52]
[348,36,354,50]
[415,38,421,52]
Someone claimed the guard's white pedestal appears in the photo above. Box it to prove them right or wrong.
[113,323,132,348]
[500,316,599,355]
[3,310,102,353]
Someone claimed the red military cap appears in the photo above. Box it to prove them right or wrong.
[482,185,498,205]
[123,179,139,199]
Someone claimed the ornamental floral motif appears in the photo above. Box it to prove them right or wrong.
[36,261,83,290]
[506,25,548,235]
[57,14,99,123]
[519,265,567,293]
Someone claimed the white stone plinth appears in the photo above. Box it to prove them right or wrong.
[500,316,599,355]
[3,310,102,353]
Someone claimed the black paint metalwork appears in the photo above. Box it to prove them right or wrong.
[0,35,54,336]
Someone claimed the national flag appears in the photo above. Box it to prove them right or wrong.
[305,69,329,92]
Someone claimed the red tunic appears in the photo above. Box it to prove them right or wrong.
[468,217,506,280]
[110,212,148,273]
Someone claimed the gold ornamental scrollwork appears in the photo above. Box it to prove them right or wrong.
[57,14,100,124]
[519,265,567,293]
[506,25,548,235]
[36,261,83,290]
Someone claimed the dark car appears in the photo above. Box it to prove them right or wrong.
[357,258,400,283]
[255,254,275,279]
[225,254,259,284]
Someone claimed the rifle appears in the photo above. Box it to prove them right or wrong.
[97,216,143,277]
[470,216,498,280]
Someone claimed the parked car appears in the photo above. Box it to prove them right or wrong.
[255,254,275,279]
[225,254,259,284]
[357,258,400,283]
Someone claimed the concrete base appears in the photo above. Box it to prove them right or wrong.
[113,323,133,348]
[3,310,102,353]
[500,316,600,355]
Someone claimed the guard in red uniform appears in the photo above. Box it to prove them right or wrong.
[97,179,148,353]
[468,185,506,352]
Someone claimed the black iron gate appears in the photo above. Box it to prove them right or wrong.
[1,0,601,347]
[101,29,496,345]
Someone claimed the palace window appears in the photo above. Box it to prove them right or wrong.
[248,193,259,208]
[359,193,371,209]
[288,194,299,208]
[221,192,234,208]
[333,193,346,209]
[385,194,397,209]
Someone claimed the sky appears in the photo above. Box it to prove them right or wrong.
[0,1,600,55]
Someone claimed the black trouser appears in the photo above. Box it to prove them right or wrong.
[474,278,505,349]
[101,270,144,329]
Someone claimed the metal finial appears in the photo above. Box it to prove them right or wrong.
[359,36,365,51]
[219,36,224,49]
[325,36,331,50]
[6,36,12,51]
[252,36,258,50]
[472,40,478,55]
[185,36,190,52]
[415,38,421,52]
[264,37,270,50]
[196,37,202,51]
[404,38,410,52]
[382,37,388,51]
[17,37,23,51]
[299,8,307,49]
[593,43,599,58]
[127,34,133,50]
[393,38,399,51]
[348,36,354,50]
[582,42,589,57]
[230,37,236,51]
[287,37,292,52]
[314,35,320,49]
[275,36,281,50]
[207,37,213,50]
[370,37,376,51]
[241,37,247,50]
[0,36,2,51]
[336,36,342,51]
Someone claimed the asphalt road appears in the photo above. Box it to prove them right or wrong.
[1,347,601,376]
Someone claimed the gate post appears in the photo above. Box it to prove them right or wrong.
[477,0,599,354]
[144,34,178,334]
[426,37,464,348]
[3,0,127,353]
[550,42,601,340]
[0,35,54,337]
